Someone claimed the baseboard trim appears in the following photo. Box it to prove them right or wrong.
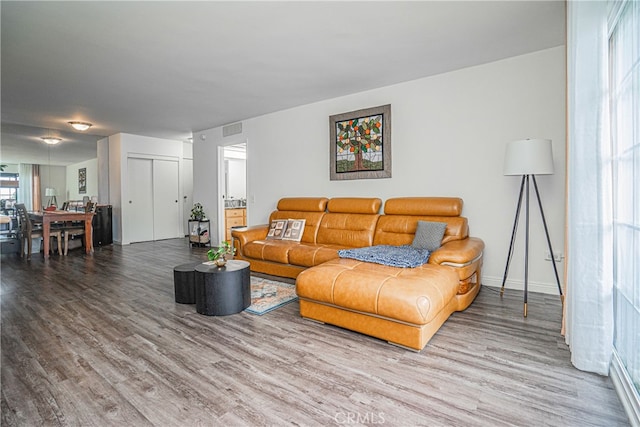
[611,351,640,427]
[483,274,561,295]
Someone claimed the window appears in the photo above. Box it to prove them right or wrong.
[0,172,19,210]
[609,0,639,396]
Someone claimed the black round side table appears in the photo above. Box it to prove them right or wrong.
[173,261,201,304]
[195,260,251,316]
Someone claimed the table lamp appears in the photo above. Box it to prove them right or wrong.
[45,188,58,208]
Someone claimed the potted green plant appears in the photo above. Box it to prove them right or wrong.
[207,241,236,267]
[190,203,206,221]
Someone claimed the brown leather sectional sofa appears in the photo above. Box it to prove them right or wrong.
[232,197,484,350]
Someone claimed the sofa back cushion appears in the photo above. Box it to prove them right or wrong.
[268,197,329,243]
[374,197,469,246]
[276,197,328,212]
[316,198,381,247]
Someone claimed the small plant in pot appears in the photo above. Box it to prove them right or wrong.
[207,241,235,267]
[190,203,206,221]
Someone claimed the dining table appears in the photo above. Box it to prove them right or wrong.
[29,210,95,259]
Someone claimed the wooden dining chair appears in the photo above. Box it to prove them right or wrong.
[15,203,63,259]
[62,201,96,255]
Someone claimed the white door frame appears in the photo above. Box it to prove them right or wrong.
[217,145,226,245]
[217,140,247,245]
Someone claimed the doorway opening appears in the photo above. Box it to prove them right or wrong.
[218,142,247,245]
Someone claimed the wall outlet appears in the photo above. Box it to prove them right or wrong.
[545,251,564,262]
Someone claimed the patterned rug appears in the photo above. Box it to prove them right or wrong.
[245,276,298,315]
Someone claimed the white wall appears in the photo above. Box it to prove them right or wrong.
[192,131,241,242]
[194,47,566,294]
[183,141,193,160]
[65,158,98,202]
[2,164,19,173]
[107,134,122,243]
[97,137,110,204]
[182,141,194,236]
[39,165,67,207]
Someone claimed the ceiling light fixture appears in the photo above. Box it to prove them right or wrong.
[41,136,62,145]
[68,121,92,131]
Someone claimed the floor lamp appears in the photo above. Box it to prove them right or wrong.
[501,138,563,317]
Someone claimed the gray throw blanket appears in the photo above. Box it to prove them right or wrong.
[338,245,431,268]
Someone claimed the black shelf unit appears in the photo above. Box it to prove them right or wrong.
[189,219,211,247]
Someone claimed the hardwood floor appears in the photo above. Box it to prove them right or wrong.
[1,238,629,426]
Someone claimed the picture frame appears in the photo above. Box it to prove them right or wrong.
[78,167,87,194]
[330,104,391,180]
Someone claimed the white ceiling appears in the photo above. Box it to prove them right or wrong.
[0,1,565,166]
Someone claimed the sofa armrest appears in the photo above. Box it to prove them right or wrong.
[232,224,269,254]
[429,237,484,266]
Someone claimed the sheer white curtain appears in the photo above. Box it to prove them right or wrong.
[18,163,34,211]
[565,0,614,375]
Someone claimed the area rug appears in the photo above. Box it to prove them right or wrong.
[245,276,298,315]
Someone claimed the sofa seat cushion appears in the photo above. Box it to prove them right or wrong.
[243,240,347,267]
[242,240,299,264]
[288,243,349,267]
[296,259,459,326]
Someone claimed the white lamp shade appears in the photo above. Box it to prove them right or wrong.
[45,188,57,197]
[503,138,554,176]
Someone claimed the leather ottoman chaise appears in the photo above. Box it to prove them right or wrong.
[233,197,484,351]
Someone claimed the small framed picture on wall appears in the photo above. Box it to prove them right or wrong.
[78,168,87,194]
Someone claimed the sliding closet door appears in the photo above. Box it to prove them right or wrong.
[126,158,154,243]
[153,159,181,240]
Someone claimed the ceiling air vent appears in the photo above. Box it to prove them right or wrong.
[223,122,243,137]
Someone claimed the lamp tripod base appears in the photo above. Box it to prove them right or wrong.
[500,174,563,317]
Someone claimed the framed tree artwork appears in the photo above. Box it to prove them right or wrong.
[329,104,391,180]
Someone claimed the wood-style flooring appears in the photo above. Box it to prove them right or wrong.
[0,238,630,426]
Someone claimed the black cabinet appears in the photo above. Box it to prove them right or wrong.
[92,205,113,247]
